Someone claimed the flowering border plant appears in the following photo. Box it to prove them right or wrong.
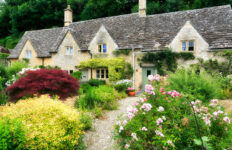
[114,74,232,149]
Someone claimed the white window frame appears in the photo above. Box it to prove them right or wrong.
[96,68,109,79]
[65,46,73,55]
[25,49,32,58]
[181,40,195,52]
[98,44,107,53]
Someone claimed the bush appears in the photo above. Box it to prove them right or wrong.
[0,117,26,150]
[0,95,84,149]
[88,79,106,87]
[114,79,132,92]
[77,85,116,110]
[114,75,232,149]
[0,92,8,105]
[167,69,222,102]
[79,111,93,130]
[37,65,61,69]
[7,60,28,76]
[80,83,92,93]
[0,65,9,88]
[72,71,82,80]
[6,69,80,102]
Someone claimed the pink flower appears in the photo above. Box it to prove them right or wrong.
[155,130,164,137]
[162,92,166,95]
[145,84,155,95]
[158,106,164,112]
[148,75,155,82]
[140,103,152,111]
[202,116,211,125]
[160,87,165,93]
[123,120,127,125]
[156,118,163,125]
[134,101,139,106]
[154,74,161,81]
[141,127,148,131]
[125,144,130,149]
[223,117,231,124]
[119,126,124,133]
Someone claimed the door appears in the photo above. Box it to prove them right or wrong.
[142,67,155,91]
[80,70,88,82]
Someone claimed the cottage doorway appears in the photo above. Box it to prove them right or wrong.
[80,70,88,82]
[142,67,155,91]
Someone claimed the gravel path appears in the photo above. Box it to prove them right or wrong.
[84,96,138,150]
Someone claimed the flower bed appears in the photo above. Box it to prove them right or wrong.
[115,74,232,149]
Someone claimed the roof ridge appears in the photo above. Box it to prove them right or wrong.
[26,27,64,33]
[147,4,231,18]
[70,13,138,25]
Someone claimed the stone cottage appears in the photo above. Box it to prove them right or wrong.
[8,0,232,90]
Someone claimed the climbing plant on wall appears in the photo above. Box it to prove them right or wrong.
[77,57,126,81]
[140,49,195,75]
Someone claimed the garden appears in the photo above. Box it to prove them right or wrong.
[0,60,133,149]
[114,69,232,149]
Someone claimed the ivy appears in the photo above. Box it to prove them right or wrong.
[113,49,130,56]
[77,57,126,81]
[140,49,195,75]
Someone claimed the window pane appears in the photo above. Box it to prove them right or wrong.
[66,47,69,55]
[182,42,186,51]
[106,69,109,78]
[29,50,32,58]
[103,44,107,53]
[70,47,73,55]
[189,41,194,51]
[101,69,104,78]
[96,70,100,78]
[147,70,151,77]
[98,45,102,53]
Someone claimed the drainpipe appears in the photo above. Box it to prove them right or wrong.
[132,46,135,89]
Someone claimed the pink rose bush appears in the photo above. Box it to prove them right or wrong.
[115,74,232,149]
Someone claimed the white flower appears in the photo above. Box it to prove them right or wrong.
[162,116,166,120]
[119,126,124,133]
[140,103,152,112]
[156,118,163,125]
[223,117,231,124]
[123,120,127,125]
[155,130,164,137]
[125,144,130,149]
[131,133,138,141]
[141,127,148,131]
[158,106,164,112]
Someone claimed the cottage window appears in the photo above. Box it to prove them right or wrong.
[182,41,195,52]
[65,46,73,55]
[98,44,107,53]
[96,69,108,79]
[25,50,32,58]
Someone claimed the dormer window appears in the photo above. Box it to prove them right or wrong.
[25,50,32,58]
[182,41,195,51]
[65,46,73,55]
[98,44,107,53]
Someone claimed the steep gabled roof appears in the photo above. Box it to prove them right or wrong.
[9,5,232,58]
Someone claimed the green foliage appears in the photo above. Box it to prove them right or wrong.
[0,65,9,88]
[141,49,195,75]
[122,63,133,80]
[79,111,93,130]
[0,92,8,105]
[115,75,232,149]
[0,117,26,150]
[72,71,82,80]
[37,65,61,69]
[77,85,117,110]
[7,60,28,76]
[80,83,92,93]
[192,51,232,76]
[88,79,106,87]
[78,58,126,81]
[113,49,130,56]
[0,53,9,59]
[0,34,22,49]
[113,79,132,92]
[167,69,223,102]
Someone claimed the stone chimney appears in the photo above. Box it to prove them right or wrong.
[139,0,146,17]
[64,5,73,26]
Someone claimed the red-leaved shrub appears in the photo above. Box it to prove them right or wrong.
[6,69,79,102]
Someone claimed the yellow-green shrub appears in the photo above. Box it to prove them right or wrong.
[0,95,84,149]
